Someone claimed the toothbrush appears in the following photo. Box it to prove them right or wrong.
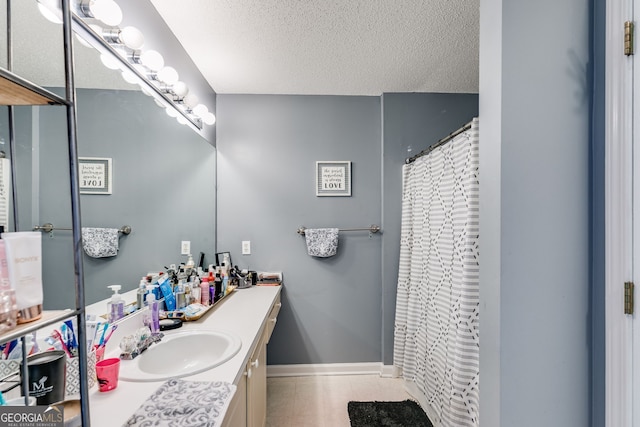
[100,325,118,348]
[51,330,72,357]
[97,323,109,347]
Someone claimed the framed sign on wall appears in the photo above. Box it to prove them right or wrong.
[316,161,351,196]
[79,157,112,195]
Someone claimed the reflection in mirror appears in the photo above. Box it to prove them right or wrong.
[1,1,217,310]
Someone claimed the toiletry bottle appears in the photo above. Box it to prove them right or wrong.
[222,274,229,296]
[191,277,201,304]
[200,276,210,306]
[208,269,214,291]
[184,283,191,305]
[214,273,222,301]
[186,254,195,270]
[136,278,148,309]
[146,286,160,334]
[107,285,124,323]
[209,279,215,305]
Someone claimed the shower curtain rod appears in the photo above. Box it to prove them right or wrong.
[405,121,473,164]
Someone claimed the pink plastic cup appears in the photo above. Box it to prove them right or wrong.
[95,358,120,392]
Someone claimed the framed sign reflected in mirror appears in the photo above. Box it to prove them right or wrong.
[215,252,232,267]
[79,157,112,195]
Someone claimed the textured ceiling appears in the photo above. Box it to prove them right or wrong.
[150,0,479,96]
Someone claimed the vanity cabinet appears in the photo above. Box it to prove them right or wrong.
[222,292,281,427]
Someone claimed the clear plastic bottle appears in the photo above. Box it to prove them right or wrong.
[136,278,148,309]
[191,277,201,304]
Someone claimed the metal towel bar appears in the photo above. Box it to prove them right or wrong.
[33,223,132,235]
[296,225,380,235]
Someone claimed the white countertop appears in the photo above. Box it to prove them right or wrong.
[88,286,281,427]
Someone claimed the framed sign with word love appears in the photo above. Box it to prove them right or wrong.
[79,157,112,195]
[316,161,351,197]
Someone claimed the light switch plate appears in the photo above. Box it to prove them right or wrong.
[242,241,251,255]
[181,240,191,255]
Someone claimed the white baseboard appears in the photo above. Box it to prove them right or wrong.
[267,363,399,378]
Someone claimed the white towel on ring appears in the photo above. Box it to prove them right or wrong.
[305,228,339,257]
[82,227,119,258]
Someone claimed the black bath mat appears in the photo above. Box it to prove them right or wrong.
[348,400,433,427]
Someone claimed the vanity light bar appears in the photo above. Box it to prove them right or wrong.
[71,15,204,131]
[36,0,215,131]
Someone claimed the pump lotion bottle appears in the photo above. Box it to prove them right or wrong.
[107,285,124,323]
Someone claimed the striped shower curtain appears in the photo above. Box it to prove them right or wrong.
[394,118,479,427]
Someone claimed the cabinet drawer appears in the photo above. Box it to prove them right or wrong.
[266,293,281,343]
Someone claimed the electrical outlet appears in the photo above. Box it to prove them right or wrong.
[181,240,191,255]
[242,241,251,255]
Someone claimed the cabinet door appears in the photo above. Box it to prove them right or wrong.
[247,328,268,427]
[266,294,281,344]
[222,374,247,427]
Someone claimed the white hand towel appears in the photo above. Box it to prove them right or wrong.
[305,228,339,257]
[123,378,236,427]
[82,227,119,258]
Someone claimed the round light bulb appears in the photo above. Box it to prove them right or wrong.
[166,107,179,118]
[139,50,164,72]
[121,70,138,85]
[203,112,216,126]
[119,26,144,50]
[158,66,179,85]
[193,103,208,117]
[154,99,166,109]
[173,81,189,98]
[100,53,121,70]
[183,93,199,108]
[118,26,144,50]
[177,115,188,125]
[37,0,62,24]
[90,0,123,27]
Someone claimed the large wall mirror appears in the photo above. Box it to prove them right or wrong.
[0,0,217,309]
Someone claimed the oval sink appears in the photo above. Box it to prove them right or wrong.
[119,330,242,382]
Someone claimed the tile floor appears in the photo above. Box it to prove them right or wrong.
[266,375,415,427]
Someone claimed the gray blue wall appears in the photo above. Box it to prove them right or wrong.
[479,0,592,426]
[380,93,478,365]
[217,93,478,365]
[16,89,216,309]
[217,95,383,364]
